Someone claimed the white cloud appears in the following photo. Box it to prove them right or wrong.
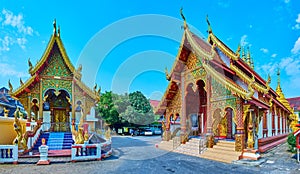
[0,36,13,52]
[296,14,300,23]
[280,57,300,75]
[291,37,300,54]
[240,35,248,47]
[0,63,29,78]
[293,24,300,30]
[2,9,33,35]
[260,62,278,75]
[16,37,27,50]
[260,48,269,54]
[271,54,277,58]
[284,0,290,3]
[0,9,35,54]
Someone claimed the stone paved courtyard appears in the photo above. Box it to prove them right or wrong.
[0,136,299,174]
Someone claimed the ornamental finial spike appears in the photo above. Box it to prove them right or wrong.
[277,68,280,86]
[8,79,13,93]
[28,58,33,73]
[58,25,60,37]
[20,78,24,86]
[180,7,187,29]
[206,15,212,33]
[53,19,57,35]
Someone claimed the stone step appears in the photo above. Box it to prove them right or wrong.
[217,140,235,145]
[200,150,240,163]
[215,142,235,148]
[213,145,235,151]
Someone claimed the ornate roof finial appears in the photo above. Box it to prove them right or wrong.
[28,58,33,73]
[206,15,212,33]
[20,78,24,86]
[58,25,60,37]
[53,19,57,35]
[180,7,187,29]
[276,67,283,96]
[8,79,13,93]
[165,67,171,81]
[277,67,280,87]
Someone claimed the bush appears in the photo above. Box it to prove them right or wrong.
[287,133,296,153]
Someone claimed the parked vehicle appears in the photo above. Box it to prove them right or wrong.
[144,129,153,136]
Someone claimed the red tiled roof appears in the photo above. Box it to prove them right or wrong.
[149,100,160,108]
[287,97,300,111]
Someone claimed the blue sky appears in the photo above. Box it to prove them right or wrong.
[0,0,300,100]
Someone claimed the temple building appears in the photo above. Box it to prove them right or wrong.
[156,12,298,162]
[0,87,26,118]
[8,20,100,133]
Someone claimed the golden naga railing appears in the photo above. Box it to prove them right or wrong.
[209,33,239,61]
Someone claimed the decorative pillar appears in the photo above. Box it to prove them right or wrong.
[235,99,246,152]
[180,72,187,143]
[205,76,214,148]
[71,80,75,131]
[247,109,254,149]
[263,110,268,137]
[27,93,32,122]
[39,79,43,121]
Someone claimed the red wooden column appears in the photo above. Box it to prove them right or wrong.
[277,109,281,134]
[263,110,268,137]
[235,98,245,152]
[205,76,214,147]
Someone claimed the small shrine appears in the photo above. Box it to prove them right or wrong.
[8,19,100,133]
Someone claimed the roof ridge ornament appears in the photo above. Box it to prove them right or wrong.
[58,25,60,37]
[8,79,13,93]
[165,67,171,81]
[53,19,57,35]
[180,7,187,29]
[28,58,33,74]
[206,15,212,34]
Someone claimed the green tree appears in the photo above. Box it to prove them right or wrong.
[117,91,155,125]
[96,91,119,125]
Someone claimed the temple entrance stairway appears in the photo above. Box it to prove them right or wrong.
[172,138,240,163]
[199,140,240,163]
[32,132,74,151]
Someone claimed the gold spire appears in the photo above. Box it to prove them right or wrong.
[246,47,251,67]
[242,47,246,62]
[250,56,254,69]
[276,68,283,95]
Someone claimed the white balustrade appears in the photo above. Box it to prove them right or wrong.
[71,144,101,162]
[0,145,18,164]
